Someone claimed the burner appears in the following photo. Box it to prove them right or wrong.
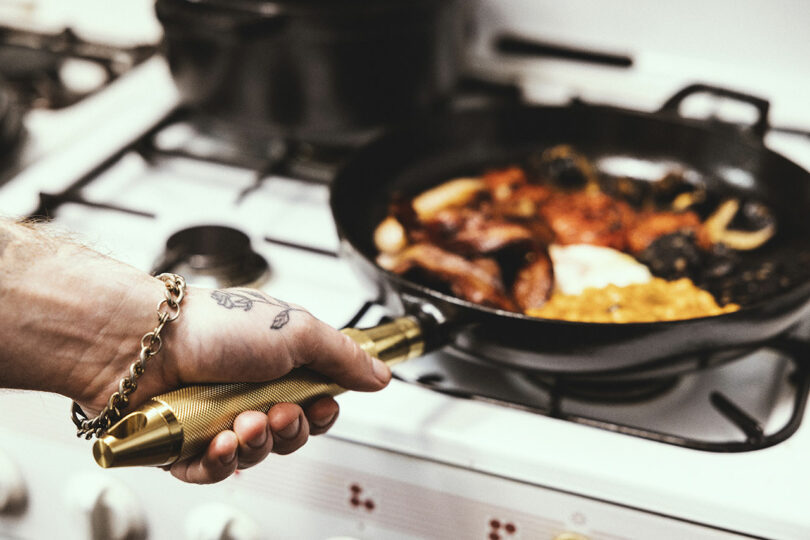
[152,226,270,289]
[526,374,681,404]
[0,26,156,110]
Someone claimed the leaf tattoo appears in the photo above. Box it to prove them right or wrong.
[210,290,259,311]
[270,310,291,329]
[210,289,303,330]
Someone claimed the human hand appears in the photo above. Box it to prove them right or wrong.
[0,224,382,484]
[76,283,391,484]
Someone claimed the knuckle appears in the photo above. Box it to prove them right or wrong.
[340,332,367,368]
[287,317,317,345]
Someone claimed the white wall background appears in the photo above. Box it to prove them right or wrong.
[469,0,810,127]
[472,0,810,77]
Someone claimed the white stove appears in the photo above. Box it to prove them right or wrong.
[2,3,810,539]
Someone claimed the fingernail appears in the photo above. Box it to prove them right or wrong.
[247,425,270,449]
[277,415,301,440]
[220,446,237,465]
[311,411,337,429]
[372,357,391,384]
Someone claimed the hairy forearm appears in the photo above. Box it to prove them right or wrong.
[0,219,166,407]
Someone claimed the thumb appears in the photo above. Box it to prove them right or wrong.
[288,318,391,392]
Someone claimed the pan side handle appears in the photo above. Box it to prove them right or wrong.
[659,83,770,140]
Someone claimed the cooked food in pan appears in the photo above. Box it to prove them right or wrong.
[374,145,778,323]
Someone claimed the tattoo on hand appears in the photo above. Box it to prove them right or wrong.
[210,289,305,329]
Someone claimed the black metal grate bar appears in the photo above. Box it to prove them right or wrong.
[710,392,765,444]
[263,235,339,258]
[36,192,155,219]
[342,301,375,329]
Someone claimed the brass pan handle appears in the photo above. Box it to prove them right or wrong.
[93,317,423,468]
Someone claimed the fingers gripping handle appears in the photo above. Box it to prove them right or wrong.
[93,317,424,468]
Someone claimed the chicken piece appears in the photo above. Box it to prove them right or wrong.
[377,243,515,310]
[626,210,708,254]
[512,251,554,311]
[423,206,474,233]
[450,214,535,254]
[419,207,535,255]
[490,184,552,224]
[510,184,553,204]
[483,166,528,201]
[539,190,636,250]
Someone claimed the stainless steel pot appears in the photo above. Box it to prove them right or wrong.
[155,0,467,146]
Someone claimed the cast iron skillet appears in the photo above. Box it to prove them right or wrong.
[331,85,810,380]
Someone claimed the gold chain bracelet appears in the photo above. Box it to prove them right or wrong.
[71,273,186,439]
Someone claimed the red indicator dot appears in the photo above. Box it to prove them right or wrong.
[350,498,361,506]
[489,519,501,529]
[489,533,500,540]
[364,500,375,511]
[504,523,516,534]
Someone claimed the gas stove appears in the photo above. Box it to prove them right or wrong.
[3,3,810,540]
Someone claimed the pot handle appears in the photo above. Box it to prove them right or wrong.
[659,83,770,140]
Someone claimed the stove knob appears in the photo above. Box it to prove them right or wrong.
[0,451,27,515]
[185,503,260,540]
[65,474,146,540]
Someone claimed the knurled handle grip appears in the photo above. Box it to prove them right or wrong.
[93,316,424,468]
[156,370,344,461]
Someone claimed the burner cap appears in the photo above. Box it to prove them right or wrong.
[153,225,270,289]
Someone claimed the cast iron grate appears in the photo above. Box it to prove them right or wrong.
[340,299,810,453]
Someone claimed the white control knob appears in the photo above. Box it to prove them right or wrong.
[0,451,27,515]
[65,474,147,540]
[186,503,261,540]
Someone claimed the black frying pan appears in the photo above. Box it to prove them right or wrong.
[331,85,810,380]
